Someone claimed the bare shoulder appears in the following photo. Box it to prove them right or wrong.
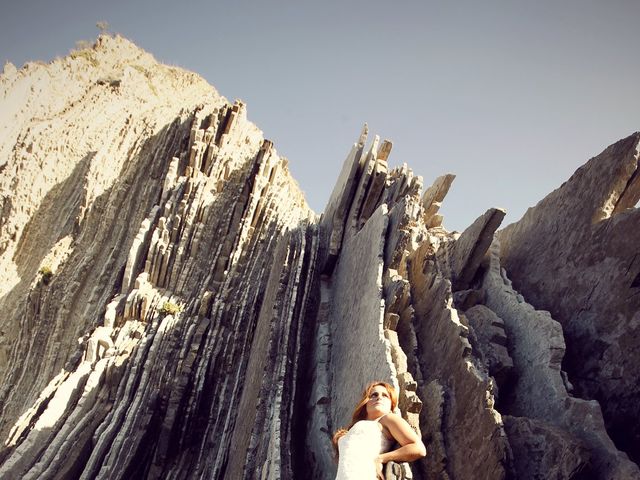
[379,412,420,444]
[379,412,404,426]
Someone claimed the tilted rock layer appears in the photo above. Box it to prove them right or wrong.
[0,35,638,479]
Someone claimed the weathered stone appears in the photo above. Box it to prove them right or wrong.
[464,305,513,388]
[504,416,591,479]
[422,173,455,228]
[384,197,416,272]
[452,288,485,310]
[227,226,317,479]
[318,124,367,273]
[483,240,640,478]
[498,132,640,463]
[346,135,380,233]
[1,34,638,480]
[0,36,315,479]
[418,380,450,480]
[445,207,506,291]
[407,239,509,480]
[329,204,397,434]
[365,158,389,215]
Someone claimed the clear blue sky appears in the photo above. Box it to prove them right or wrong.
[2,0,639,231]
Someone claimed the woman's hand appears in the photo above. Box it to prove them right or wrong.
[375,455,384,480]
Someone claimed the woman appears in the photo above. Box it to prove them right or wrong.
[333,381,426,480]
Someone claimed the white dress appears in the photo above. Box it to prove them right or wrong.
[335,416,394,479]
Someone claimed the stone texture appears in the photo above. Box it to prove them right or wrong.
[0,36,316,479]
[418,381,449,480]
[318,124,367,273]
[407,238,510,480]
[483,240,639,479]
[464,305,513,388]
[308,128,426,479]
[422,174,455,229]
[444,207,506,291]
[498,132,640,464]
[328,204,396,438]
[503,416,591,480]
[0,34,638,480]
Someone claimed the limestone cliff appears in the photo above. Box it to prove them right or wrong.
[0,35,638,479]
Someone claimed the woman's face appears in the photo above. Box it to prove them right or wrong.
[365,385,392,419]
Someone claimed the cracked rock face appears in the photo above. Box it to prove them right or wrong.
[0,35,638,480]
[498,132,640,466]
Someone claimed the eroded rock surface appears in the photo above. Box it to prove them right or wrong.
[0,35,638,480]
[498,133,640,465]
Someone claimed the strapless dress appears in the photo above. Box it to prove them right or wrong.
[335,418,394,480]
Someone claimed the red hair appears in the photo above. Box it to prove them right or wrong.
[332,381,398,453]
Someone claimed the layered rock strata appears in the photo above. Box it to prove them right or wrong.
[0,36,316,479]
[0,34,221,444]
[0,35,638,480]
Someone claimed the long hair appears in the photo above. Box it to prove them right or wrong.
[332,381,398,454]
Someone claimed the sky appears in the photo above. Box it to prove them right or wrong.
[1,0,639,231]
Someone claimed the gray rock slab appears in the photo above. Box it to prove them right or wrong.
[329,203,397,432]
[444,207,505,291]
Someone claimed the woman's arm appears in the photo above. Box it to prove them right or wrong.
[376,413,426,468]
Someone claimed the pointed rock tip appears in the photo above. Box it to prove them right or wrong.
[2,61,17,76]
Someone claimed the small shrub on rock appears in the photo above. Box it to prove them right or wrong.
[160,301,182,316]
[39,266,53,285]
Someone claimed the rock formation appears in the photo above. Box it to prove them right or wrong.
[0,34,638,479]
[497,133,640,467]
